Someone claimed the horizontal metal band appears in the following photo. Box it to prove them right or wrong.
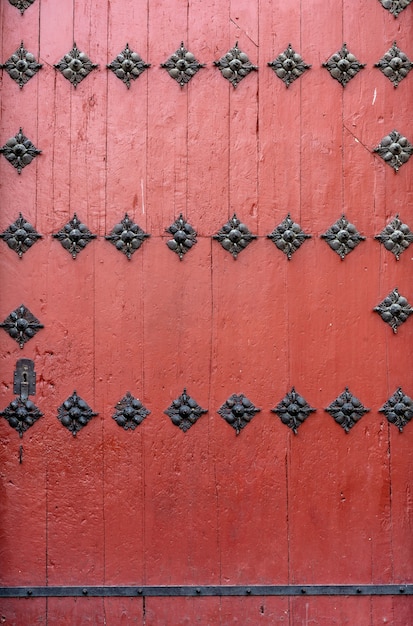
[0,585,412,598]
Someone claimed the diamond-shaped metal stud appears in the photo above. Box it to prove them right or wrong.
[107,43,150,88]
[57,391,98,436]
[164,388,207,432]
[166,214,197,259]
[267,214,311,260]
[112,392,150,430]
[105,214,150,260]
[374,130,413,171]
[0,305,43,349]
[268,44,311,87]
[375,42,412,87]
[375,215,413,260]
[0,213,42,258]
[378,0,412,17]
[325,388,370,433]
[1,42,42,88]
[1,397,43,438]
[321,215,365,259]
[0,128,41,174]
[272,388,316,434]
[217,393,260,435]
[161,42,204,87]
[379,388,413,432]
[323,43,365,86]
[374,288,413,333]
[8,0,35,14]
[213,214,256,258]
[53,213,96,259]
[54,43,98,88]
[214,42,258,88]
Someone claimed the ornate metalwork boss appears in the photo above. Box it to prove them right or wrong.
[379,388,413,432]
[215,42,258,87]
[217,394,260,435]
[55,43,98,87]
[374,288,413,333]
[0,213,41,257]
[164,389,207,432]
[323,43,365,86]
[108,43,150,88]
[375,215,413,260]
[267,214,311,259]
[325,388,369,433]
[268,44,311,87]
[378,0,412,17]
[1,41,42,88]
[374,130,413,171]
[375,42,412,87]
[105,214,149,259]
[1,397,43,438]
[112,392,150,430]
[161,42,204,86]
[0,305,43,349]
[321,215,365,259]
[57,391,98,436]
[54,214,96,259]
[213,214,256,258]
[0,128,41,174]
[272,388,315,434]
[166,214,197,259]
[8,0,36,13]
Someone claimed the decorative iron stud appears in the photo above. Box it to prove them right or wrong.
[164,389,207,432]
[107,43,150,88]
[374,130,413,171]
[268,44,311,87]
[1,397,43,438]
[0,128,41,174]
[217,394,260,435]
[57,391,98,436]
[272,388,315,434]
[213,214,256,258]
[378,0,412,17]
[374,288,413,333]
[54,43,98,88]
[375,215,413,260]
[322,43,365,87]
[161,42,204,86]
[53,214,96,259]
[0,213,41,257]
[105,214,149,259]
[375,42,412,87]
[0,305,43,349]
[7,0,35,13]
[321,215,365,259]
[379,388,413,432]
[214,42,258,88]
[1,42,42,88]
[166,214,197,259]
[112,392,150,430]
[325,388,369,433]
[267,214,311,259]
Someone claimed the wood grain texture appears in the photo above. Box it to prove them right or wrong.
[0,0,412,623]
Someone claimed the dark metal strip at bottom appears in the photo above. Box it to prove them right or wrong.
[0,585,412,598]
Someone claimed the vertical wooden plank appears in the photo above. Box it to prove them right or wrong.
[0,0,47,612]
[97,0,150,589]
[42,0,107,592]
[0,599,46,625]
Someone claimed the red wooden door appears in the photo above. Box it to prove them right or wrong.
[1,0,412,624]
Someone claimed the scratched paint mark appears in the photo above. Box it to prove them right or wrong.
[372,88,377,105]
[141,179,145,214]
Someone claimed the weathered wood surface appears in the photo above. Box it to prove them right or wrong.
[0,0,412,623]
